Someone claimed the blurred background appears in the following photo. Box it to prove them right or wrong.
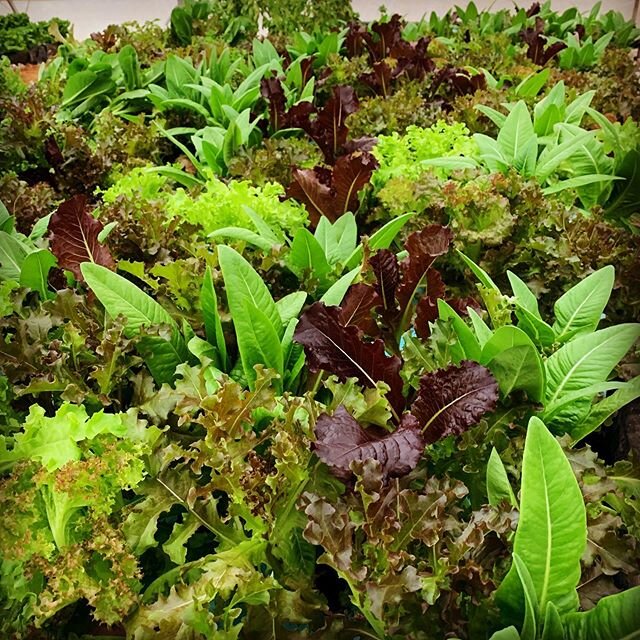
[0,0,637,39]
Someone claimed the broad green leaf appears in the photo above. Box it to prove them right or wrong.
[535,130,596,183]
[217,245,281,335]
[0,200,11,231]
[468,307,493,348]
[541,602,564,640]
[508,271,542,318]
[236,300,284,391]
[19,249,56,300]
[287,228,332,283]
[553,266,615,341]
[508,271,555,346]
[563,586,640,640]
[315,213,357,265]
[29,213,52,240]
[456,249,501,294]
[565,90,595,125]
[320,267,360,306]
[495,417,586,622]
[438,299,481,362]
[476,104,507,127]
[545,324,640,411]
[81,263,177,334]
[275,291,307,326]
[242,206,282,244]
[487,447,517,507]
[497,101,536,167]
[481,326,545,402]
[208,227,274,252]
[489,628,520,640]
[542,381,624,422]
[344,213,413,270]
[81,263,187,383]
[118,44,141,90]
[474,133,509,173]
[0,231,29,280]
[515,69,550,98]
[569,377,640,444]
[541,174,619,196]
[201,266,228,371]
[137,334,189,385]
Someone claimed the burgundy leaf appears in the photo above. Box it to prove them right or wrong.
[526,2,541,17]
[447,296,482,317]
[287,168,335,225]
[49,195,115,281]
[311,85,359,163]
[314,405,424,481]
[396,225,453,329]
[408,361,499,445]
[294,302,405,416]
[360,61,395,98]
[343,136,378,154]
[44,136,64,167]
[370,14,405,59]
[540,41,568,65]
[260,77,287,132]
[370,249,399,313]
[521,18,567,65]
[414,270,446,340]
[288,152,376,225]
[286,100,316,130]
[333,151,378,216]
[339,283,380,335]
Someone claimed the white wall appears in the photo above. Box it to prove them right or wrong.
[0,0,636,40]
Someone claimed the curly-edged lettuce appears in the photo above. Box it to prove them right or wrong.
[0,403,158,632]
[372,121,478,187]
[166,175,308,236]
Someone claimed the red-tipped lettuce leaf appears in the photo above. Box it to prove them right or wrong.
[370,249,399,314]
[339,283,380,335]
[49,194,115,281]
[333,151,378,217]
[314,405,424,481]
[287,151,377,225]
[407,360,498,445]
[294,302,404,415]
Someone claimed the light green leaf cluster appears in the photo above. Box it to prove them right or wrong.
[166,175,308,236]
[372,121,479,187]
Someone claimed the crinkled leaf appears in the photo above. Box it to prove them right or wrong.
[408,360,499,445]
[294,302,404,416]
[314,405,424,480]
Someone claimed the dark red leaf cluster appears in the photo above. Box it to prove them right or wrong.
[406,361,499,445]
[261,83,359,162]
[314,406,424,481]
[49,194,115,281]
[293,301,405,416]
[521,18,568,65]
[311,360,498,481]
[287,150,377,225]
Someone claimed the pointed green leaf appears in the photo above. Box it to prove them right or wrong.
[487,447,517,507]
[563,586,640,640]
[553,266,615,341]
[496,417,586,622]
